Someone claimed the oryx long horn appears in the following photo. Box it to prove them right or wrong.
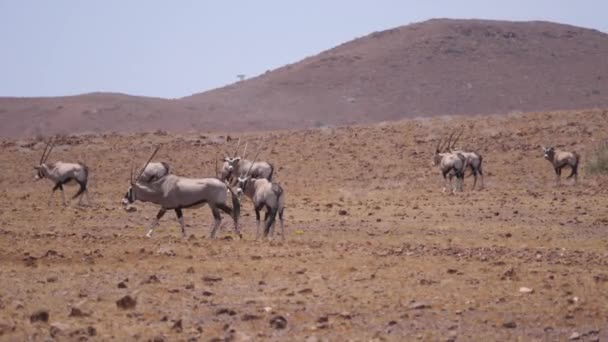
[135,145,161,183]
[441,131,456,152]
[214,145,221,178]
[245,145,263,177]
[435,137,443,153]
[451,129,464,150]
[241,142,248,159]
[233,137,241,157]
[43,138,57,164]
[39,139,52,164]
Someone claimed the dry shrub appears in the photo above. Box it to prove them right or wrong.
[586,140,608,175]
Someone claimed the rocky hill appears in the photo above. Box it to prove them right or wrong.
[2,19,608,137]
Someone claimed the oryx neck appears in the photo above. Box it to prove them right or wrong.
[132,181,161,203]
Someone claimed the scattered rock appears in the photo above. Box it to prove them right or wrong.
[69,307,90,318]
[270,315,287,330]
[117,281,128,289]
[569,332,581,340]
[338,210,348,216]
[116,295,137,310]
[202,290,214,296]
[519,287,534,294]
[408,302,430,310]
[202,275,223,283]
[171,319,183,333]
[501,267,518,281]
[23,256,37,267]
[593,274,608,283]
[186,267,195,274]
[30,310,49,323]
[241,314,260,321]
[142,274,160,284]
[502,321,517,329]
[49,323,69,337]
[216,308,237,316]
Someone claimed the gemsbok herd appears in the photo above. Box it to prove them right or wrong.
[32,131,580,240]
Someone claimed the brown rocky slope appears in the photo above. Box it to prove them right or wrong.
[2,18,608,138]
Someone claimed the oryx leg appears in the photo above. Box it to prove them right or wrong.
[217,203,240,237]
[264,208,278,240]
[174,208,186,238]
[73,181,88,206]
[146,208,167,238]
[470,165,478,190]
[441,172,449,193]
[50,182,67,206]
[254,204,264,240]
[555,167,562,186]
[279,208,285,241]
[567,164,578,184]
[447,173,455,194]
[478,165,485,190]
[84,189,93,205]
[458,173,464,192]
[263,209,271,238]
[209,206,222,239]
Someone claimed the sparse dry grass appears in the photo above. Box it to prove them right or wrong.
[1,109,608,341]
[586,140,608,175]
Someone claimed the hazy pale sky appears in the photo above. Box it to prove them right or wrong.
[1,0,606,98]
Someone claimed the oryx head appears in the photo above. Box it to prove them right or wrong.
[220,138,248,180]
[235,143,261,197]
[122,145,160,210]
[542,146,555,160]
[432,132,455,166]
[34,138,56,180]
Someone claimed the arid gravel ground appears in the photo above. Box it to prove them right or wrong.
[1,109,607,341]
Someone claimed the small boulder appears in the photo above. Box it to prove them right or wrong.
[116,295,137,310]
[30,310,49,323]
[269,315,287,329]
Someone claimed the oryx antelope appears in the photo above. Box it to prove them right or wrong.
[221,138,274,185]
[34,139,91,206]
[433,134,467,193]
[542,146,579,185]
[139,161,170,183]
[122,146,241,239]
[446,130,485,190]
[236,150,285,240]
